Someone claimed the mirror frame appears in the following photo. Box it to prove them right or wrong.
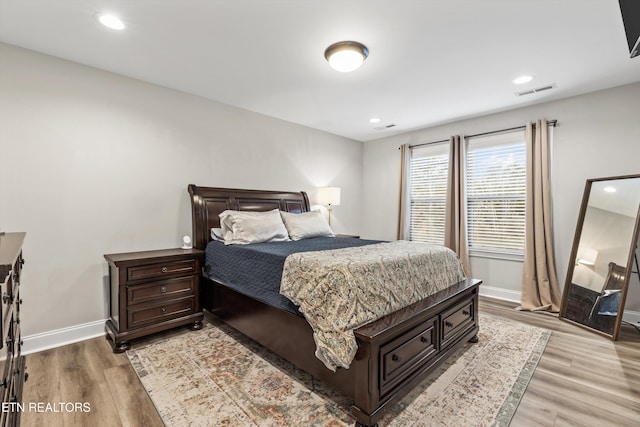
[559,174,640,340]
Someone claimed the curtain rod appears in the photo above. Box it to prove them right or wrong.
[407,119,558,149]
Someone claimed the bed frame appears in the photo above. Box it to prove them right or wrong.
[188,184,481,427]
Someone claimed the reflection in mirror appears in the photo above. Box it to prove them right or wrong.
[560,175,640,339]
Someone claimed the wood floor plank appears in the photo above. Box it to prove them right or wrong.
[104,364,164,427]
[18,297,640,426]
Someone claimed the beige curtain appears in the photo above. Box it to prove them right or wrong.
[520,119,562,312]
[444,135,471,277]
[397,144,410,240]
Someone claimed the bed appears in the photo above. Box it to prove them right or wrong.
[188,184,481,427]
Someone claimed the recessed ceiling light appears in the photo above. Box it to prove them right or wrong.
[324,41,369,73]
[513,75,533,85]
[369,117,381,124]
[97,13,125,30]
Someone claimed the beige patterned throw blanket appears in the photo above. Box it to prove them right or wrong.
[280,240,466,371]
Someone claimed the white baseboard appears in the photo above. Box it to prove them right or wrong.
[479,285,520,303]
[22,319,107,355]
[623,310,640,325]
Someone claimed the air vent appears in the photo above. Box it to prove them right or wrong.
[374,124,397,131]
[515,83,557,97]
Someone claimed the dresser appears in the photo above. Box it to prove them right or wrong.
[0,232,27,427]
[104,248,204,353]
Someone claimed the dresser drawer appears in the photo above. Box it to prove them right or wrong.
[127,298,195,330]
[441,297,475,349]
[1,278,11,350]
[127,276,196,306]
[379,316,438,395]
[127,260,196,282]
[0,340,9,400]
[0,349,12,407]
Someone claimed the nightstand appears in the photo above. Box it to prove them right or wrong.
[104,248,204,353]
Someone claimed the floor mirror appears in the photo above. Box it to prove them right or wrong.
[559,174,640,339]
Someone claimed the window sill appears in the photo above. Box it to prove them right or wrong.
[469,250,524,262]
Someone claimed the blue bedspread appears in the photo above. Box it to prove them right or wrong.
[204,236,382,315]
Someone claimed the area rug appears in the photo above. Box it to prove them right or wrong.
[127,314,550,427]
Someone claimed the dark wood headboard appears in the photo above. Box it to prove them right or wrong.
[187,185,310,250]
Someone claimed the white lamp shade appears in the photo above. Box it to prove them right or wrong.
[317,187,341,206]
[577,248,599,266]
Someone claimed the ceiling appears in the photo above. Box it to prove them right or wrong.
[1,0,639,142]
[590,177,640,218]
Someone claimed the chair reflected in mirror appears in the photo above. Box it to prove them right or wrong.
[588,262,626,328]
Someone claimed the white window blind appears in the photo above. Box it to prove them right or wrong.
[409,142,449,244]
[466,131,526,254]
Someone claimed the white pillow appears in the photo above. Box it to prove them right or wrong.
[210,228,224,241]
[218,209,290,245]
[280,210,335,241]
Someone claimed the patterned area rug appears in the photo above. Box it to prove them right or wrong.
[127,314,550,427]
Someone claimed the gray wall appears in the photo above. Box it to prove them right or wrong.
[0,43,364,339]
[362,82,640,317]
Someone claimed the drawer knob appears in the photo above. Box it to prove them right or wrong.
[2,293,9,304]
[391,354,402,363]
[160,286,167,293]
[161,307,167,314]
[161,267,168,273]
[463,310,470,316]
[420,336,428,344]
[444,321,454,328]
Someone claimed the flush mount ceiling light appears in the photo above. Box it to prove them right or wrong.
[324,41,369,73]
[96,13,125,30]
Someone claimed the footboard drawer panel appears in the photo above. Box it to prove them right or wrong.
[441,297,475,349]
[379,316,438,395]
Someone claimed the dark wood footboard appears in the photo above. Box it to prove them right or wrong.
[349,278,480,426]
[203,276,481,426]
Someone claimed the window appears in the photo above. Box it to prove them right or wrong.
[466,131,526,254]
[409,142,449,244]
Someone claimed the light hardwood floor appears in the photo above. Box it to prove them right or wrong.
[20,297,640,426]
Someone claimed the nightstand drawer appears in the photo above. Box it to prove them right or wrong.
[127,260,196,282]
[128,298,195,329]
[127,276,196,306]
